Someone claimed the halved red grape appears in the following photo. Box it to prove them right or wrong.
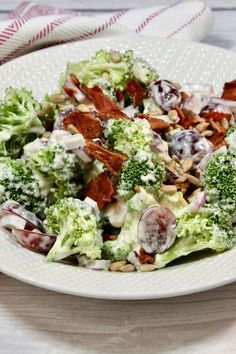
[12,229,56,254]
[138,205,177,255]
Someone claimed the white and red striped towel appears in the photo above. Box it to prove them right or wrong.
[0,1,213,64]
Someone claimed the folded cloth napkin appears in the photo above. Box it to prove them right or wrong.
[0,1,213,64]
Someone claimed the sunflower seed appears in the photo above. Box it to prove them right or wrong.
[109,261,127,272]
[119,264,136,272]
[139,264,156,272]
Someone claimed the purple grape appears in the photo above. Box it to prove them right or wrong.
[169,130,213,167]
[138,206,177,255]
[150,80,181,111]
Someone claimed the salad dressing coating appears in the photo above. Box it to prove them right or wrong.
[0,49,236,272]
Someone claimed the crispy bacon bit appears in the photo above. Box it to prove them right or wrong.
[201,111,231,148]
[116,89,124,102]
[180,91,189,101]
[138,113,170,131]
[175,106,197,128]
[63,85,76,97]
[70,74,127,120]
[84,172,115,209]
[70,73,81,87]
[222,79,236,101]
[63,110,102,139]
[202,111,231,123]
[126,79,146,107]
[85,140,128,175]
[139,247,155,264]
[102,233,117,241]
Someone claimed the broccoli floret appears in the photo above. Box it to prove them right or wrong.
[204,152,236,214]
[118,151,165,199]
[226,124,236,152]
[226,123,236,137]
[102,241,133,262]
[29,141,82,200]
[88,78,117,101]
[155,207,236,269]
[132,57,158,85]
[0,87,44,157]
[102,188,157,261]
[62,49,159,92]
[0,157,47,215]
[104,118,153,157]
[45,198,103,261]
[64,50,132,91]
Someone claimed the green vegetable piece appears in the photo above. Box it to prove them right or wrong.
[204,152,236,214]
[0,157,47,215]
[118,150,165,200]
[104,118,153,157]
[29,142,83,201]
[0,87,44,157]
[45,198,103,261]
[155,207,236,269]
[102,188,158,261]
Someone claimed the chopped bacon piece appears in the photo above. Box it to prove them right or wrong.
[139,247,155,264]
[63,85,76,97]
[126,79,146,107]
[70,73,127,120]
[212,140,226,151]
[102,233,117,241]
[84,172,115,209]
[180,91,189,101]
[175,106,197,128]
[85,140,128,175]
[138,113,170,131]
[70,73,81,87]
[63,110,102,139]
[201,111,230,148]
[202,111,231,122]
[222,79,236,101]
[116,89,124,102]
[98,109,127,120]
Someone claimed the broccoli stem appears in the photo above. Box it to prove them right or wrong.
[155,238,206,269]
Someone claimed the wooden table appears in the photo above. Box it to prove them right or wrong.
[0,1,236,353]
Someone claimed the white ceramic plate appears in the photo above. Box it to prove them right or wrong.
[0,36,236,300]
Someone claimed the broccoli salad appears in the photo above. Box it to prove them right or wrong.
[1,49,236,272]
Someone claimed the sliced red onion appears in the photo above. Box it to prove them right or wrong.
[0,213,26,230]
[188,191,206,212]
[104,199,128,228]
[12,229,56,254]
[181,83,214,96]
[182,93,210,115]
[63,79,86,101]
[85,260,111,270]
[138,205,177,255]
[151,132,166,153]
[73,148,92,163]
[210,97,236,108]
[63,79,95,108]
[122,105,138,118]
[1,201,45,232]
[197,145,227,174]
[84,197,100,218]
[60,133,85,151]
[127,247,141,267]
